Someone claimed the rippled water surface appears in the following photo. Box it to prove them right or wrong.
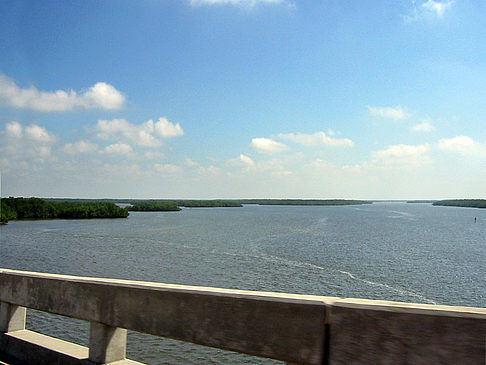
[1,203,485,363]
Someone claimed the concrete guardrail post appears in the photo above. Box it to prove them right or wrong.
[89,321,127,364]
[0,302,26,333]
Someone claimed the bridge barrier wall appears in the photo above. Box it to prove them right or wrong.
[0,268,485,364]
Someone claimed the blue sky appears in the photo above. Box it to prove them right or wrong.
[1,0,485,199]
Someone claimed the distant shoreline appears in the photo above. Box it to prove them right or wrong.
[1,197,129,223]
[50,198,372,210]
[432,199,486,209]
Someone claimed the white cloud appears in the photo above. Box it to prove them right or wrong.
[153,117,184,138]
[277,131,354,147]
[437,136,486,157]
[63,141,98,154]
[422,0,453,17]
[154,163,183,173]
[5,121,23,138]
[251,137,288,153]
[239,154,255,166]
[104,143,133,155]
[405,0,453,22]
[82,82,125,110]
[368,105,411,120]
[96,119,160,147]
[373,144,431,166]
[96,118,183,147]
[0,74,125,111]
[228,154,255,171]
[0,122,57,163]
[25,124,57,143]
[3,122,57,144]
[411,121,434,132]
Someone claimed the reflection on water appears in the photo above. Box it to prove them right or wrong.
[2,203,485,364]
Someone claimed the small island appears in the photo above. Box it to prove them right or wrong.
[128,201,181,211]
[237,199,372,206]
[432,199,486,209]
[1,197,129,223]
[172,200,243,208]
[128,200,242,211]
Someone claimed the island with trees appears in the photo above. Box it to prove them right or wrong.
[46,198,371,208]
[1,198,374,223]
[432,199,486,209]
[48,198,243,209]
[237,199,372,206]
[0,197,129,223]
[127,200,242,211]
[175,200,243,208]
[128,201,181,211]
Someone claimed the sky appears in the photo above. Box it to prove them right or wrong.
[0,0,485,199]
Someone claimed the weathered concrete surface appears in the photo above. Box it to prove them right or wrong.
[328,298,486,365]
[0,304,25,333]
[2,269,486,365]
[89,322,126,364]
[0,330,141,365]
[0,269,332,364]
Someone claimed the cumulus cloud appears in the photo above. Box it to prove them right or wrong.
[96,119,160,147]
[373,144,431,166]
[1,122,57,163]
[153,117,184,138]
[411,120,435,132]
[104,143,133,155]
[63,141,98,154]
[228,154,255,171]
[422,0,453,17]
[277,131,354,147]
[96,117,183,147]
[437,136,486,157]
[0,74,125,111]
[25,124,57,143]
[251,137,288,153]
[239,154,255,166]
[3,122,57,144]
[5,121,22,138]
[368,105,411,120]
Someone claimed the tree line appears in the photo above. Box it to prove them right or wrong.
[236,199,371,206]
[432,199,486,209]
[1,197,129,223]
[128,201,181,211]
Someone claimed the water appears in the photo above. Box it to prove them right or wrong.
[1,202,485,363]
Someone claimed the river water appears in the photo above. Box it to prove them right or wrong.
[0,202,485,363]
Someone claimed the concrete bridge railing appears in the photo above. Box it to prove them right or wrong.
[0,268,485,365]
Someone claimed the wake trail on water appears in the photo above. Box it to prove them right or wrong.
[126,237,437,305]
[256,253,437,305]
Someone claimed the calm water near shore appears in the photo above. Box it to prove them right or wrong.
[1,202,485,364]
